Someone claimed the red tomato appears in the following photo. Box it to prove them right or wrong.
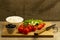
[27,24,33,32]
[32,26,37,31]
[18,27,24,33]
[23,27,30,34]
[38,23,45,30]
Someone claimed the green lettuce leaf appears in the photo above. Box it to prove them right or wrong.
[24,19,43,25]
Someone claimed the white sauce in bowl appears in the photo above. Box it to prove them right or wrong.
[6,16,24,23]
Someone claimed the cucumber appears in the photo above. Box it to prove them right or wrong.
[24,19,43,25]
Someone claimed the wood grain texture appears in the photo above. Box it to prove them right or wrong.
[1,22,54,37]
[0,0,60,20]
[1,21,60,40]
[0,21,60,40]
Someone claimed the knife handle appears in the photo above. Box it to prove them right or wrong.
[46,24,56,31]
[34,24,56,36]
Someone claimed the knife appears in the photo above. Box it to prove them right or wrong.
[34,24,56,35]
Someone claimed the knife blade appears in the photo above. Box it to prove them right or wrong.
[34,24,56,35]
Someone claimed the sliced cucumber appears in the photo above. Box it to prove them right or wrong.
[24,19,43,25]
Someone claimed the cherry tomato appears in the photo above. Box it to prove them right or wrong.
[18,27,24,33]
[38,23,45,30]
[27,24,33,32]
[23,27,30,34]
[32,26,37,31]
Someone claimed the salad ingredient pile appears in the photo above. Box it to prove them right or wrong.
[18,19,45,34]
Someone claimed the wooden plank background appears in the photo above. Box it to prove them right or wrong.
[0,0,60,21]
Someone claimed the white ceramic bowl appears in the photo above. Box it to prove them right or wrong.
[6,16,24,23]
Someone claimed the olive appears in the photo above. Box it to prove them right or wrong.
[35,23,39,26]
[6,24,16,28]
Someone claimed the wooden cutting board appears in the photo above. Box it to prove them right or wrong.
[1,22,54,37]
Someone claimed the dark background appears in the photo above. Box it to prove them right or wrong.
[0,0,60,21]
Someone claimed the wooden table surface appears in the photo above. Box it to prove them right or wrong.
[1,22,54,37]
[0,21,60,40]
